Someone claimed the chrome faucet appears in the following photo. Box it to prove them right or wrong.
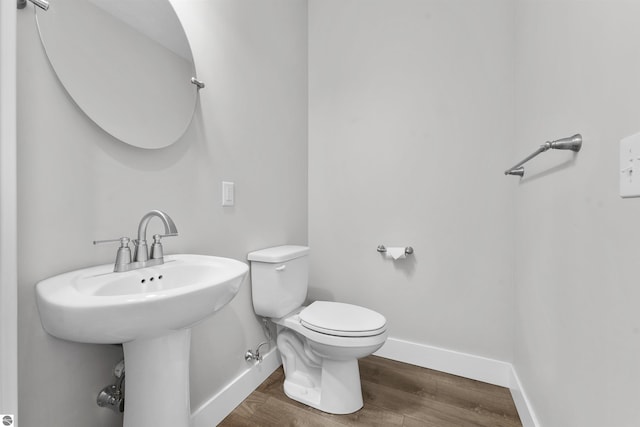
[93,210,178,272]
[133,210,178,263]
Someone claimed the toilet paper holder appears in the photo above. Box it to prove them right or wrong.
[377,245,414,255]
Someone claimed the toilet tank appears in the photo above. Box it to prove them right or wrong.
[247,245,310,318]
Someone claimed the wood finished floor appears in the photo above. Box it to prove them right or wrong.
[219,356,522,427]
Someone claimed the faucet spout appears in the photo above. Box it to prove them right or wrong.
[137,210,178,242]
[134,210,178,262]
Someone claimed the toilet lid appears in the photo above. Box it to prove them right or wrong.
[299,301,386,337]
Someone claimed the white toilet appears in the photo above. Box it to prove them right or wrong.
[247,245,387,414]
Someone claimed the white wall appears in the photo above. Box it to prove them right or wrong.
[16,1,307,426]
[514,1,640,426]
[17,1,640,426]
[308,0,516,362]
[0,0,18,420]
[310,4,640,425]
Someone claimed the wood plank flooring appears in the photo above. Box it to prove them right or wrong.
[219,356,522,427]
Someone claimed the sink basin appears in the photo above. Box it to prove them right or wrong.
[36,254,248,344]
[35,254,248,427]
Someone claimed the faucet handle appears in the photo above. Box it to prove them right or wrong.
[149,232,179,260]
[93,237,132,272]
[150,234,174,260]
[150,234,163,260]
[93,237,131,247]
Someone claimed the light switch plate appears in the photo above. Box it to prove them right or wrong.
[620,133,640,198]
[222,181,234,206]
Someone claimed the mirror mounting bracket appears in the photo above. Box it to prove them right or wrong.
[190,78,205,90]
[18,0,49,10]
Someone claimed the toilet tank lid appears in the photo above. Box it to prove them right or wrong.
[247,245,309,263]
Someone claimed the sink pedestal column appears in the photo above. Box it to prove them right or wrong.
[123,329,191,427]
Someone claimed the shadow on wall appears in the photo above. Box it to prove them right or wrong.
[381,253,417,278]
[517,152,580,185]
[307,287,336,304]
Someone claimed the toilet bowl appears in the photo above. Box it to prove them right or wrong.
[247,246,387,414]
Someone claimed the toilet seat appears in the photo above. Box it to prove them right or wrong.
[299,301,386,337]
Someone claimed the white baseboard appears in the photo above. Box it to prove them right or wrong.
[508,367,541,427]
[191,337,539,427]
[374,337,513,387]
[190,348,281,427]
[374,338,539,427]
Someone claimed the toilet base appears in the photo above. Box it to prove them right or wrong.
[277,329,365,414]
[283,357,363,414]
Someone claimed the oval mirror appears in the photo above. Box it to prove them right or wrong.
[35,0,199,149]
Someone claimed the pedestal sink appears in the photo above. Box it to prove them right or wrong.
[35,254,248,427]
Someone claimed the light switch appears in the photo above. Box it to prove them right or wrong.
[222,181,234,206]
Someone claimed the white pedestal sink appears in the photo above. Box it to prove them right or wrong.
[35,254,248,427]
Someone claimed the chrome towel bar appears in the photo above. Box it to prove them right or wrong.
[505,134,582,177]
